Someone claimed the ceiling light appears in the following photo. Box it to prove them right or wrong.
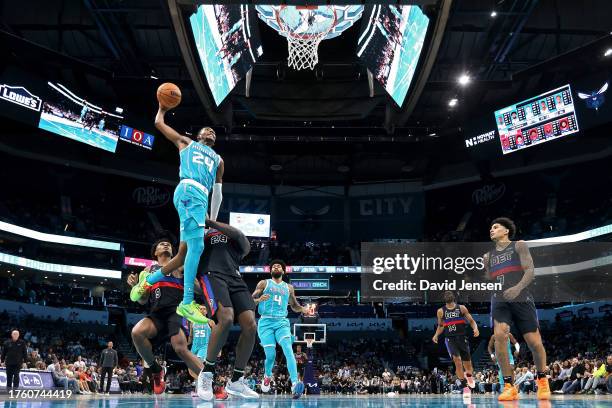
[401,164,415,172]
[458,74,471,86]
[490,11,497,17]
[337,165,350,173]
[270,164,282,171]
[448,98,458,107]
[604,48,612,57]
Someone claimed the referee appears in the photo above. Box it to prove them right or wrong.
[1,330,27,391]
[98,341,118,394]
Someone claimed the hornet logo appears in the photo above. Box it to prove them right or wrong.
[577,82,608,111]
[289,204,330,233]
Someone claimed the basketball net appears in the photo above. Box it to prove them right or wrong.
[276,6,337,70]
[305,338,315,349]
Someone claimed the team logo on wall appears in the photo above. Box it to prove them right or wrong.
[0,84,42,111]
[577,81,608,111]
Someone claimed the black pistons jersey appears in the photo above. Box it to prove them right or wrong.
[148,265,184,313]
[487,241,527,295]
[442,304,466,337]
[199,230,242,276]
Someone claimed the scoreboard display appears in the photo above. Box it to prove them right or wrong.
[494,84,579,154]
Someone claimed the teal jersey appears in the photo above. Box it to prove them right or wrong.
[179,141,220,191]
[258,279,290,318]
[191,323,211,351]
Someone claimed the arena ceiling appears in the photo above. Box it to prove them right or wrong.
[1,0,611,185]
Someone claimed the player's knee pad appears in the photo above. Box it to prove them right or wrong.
[279,337,295,355]
[264,346,276,360]
[187,236,204,255]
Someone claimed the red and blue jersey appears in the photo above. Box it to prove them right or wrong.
[487,241,524,292]
[442,304,466,337]
[148,265,184,312]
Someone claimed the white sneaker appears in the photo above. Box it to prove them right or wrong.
[261,376,272,393]
[226,377,259,399]
[197,371,214,401]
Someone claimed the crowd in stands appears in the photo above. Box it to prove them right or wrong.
[0,306,611,396]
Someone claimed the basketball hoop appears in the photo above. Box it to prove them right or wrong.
[305,338,315,349]
[275,6,337,70]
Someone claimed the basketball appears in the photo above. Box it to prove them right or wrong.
[156,82,182,109]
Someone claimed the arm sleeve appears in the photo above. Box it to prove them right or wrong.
[210,183,222,221]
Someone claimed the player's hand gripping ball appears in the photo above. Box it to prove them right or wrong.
[156,83,182,110]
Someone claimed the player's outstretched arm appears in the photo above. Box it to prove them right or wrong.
[252,280,269,304]
[460,305,479,337]
[154,104,191,150]
[210,159,224,222]
[432,308,444,343]
[288,285,307,314]
[204,218,250,258]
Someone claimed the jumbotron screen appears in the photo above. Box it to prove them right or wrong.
[229,212,270,238]
[189,4,263,106]
[494,84,579,154]
[357,5,430,107]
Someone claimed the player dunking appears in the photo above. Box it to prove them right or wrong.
[432,291,479,397]
[127,238,210,398]
[197,218,259,400]
[252,259,308,399]
[132,104,224,324]
[484,217,550,401]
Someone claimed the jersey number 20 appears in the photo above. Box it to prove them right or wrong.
[192,152,214,173]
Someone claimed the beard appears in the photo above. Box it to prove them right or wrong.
[271,271,283,279]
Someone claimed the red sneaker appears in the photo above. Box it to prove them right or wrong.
[214,385,229,400]
[152,370,166,394]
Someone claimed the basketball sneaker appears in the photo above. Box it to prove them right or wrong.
[177,301,209,324]
[214,385,229,400]
[152,370,166,394]
[226,377,260,398]
[536,377,551,400]
[462,386,471,396]
[466,373,476,389]
[197,371,214,401]
[291,381,305,399]
[261,376,271,393]
[498,383,519,401]
[130,271,152,302]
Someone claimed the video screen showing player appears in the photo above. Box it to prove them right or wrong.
[189,4,263,106]
[357,5,429,106]
[38,82,123,153]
